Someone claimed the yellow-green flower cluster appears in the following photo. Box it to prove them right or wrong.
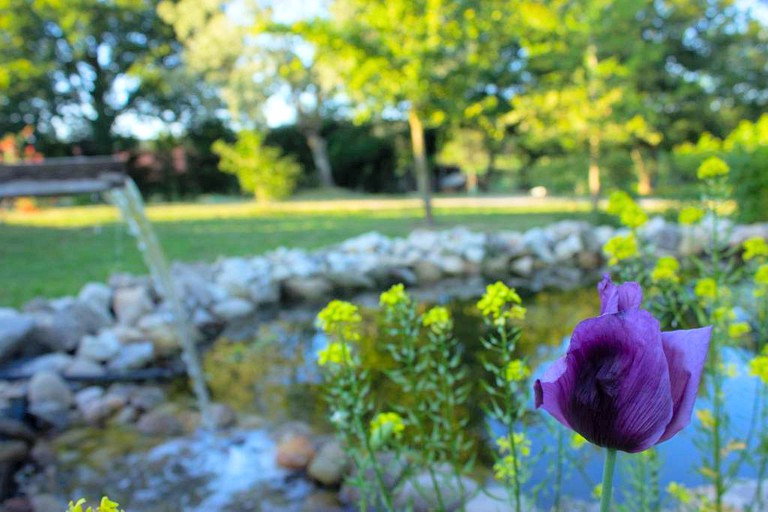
[603,233,639,265]
[370,411,405,447]
[697,156,729,180]
[606,190,647,228]
[422,306,452,334]
[505,359,530,382]
[68,497,124,512]
[494,433,532,480]
[570,433,587,450]
[379,283,410,308]
[477,281,525,324]
[667,482,693,505]
[749,352,768,385]
[317,300,362,341]
[678,206,705,225]
[755,264,768,297]
[743,237,768,262]
[651,256,680,284]
[694,278,718,301]
[728,322,751,339]
[317,342,353,366]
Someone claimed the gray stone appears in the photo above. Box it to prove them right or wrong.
[209,402,237,428]
[465,486,535,512]
[0,309,34,363]
[107,342,155,371]
[78,282,112,316]
[327,271,376,290]
[30,494,67,512]
[64,358,106,378]
[510,256,535,277]
[0,418,35,442]
[523,227,555,264]
[27,371,73,424]
[75,387,125,424]
[212,298,255,320]
[339,452,407,505]
[129,386,166,411]
[0,440,28,463]
[394,466,478,512]
[20,353,74,375]
[26,306,86,352]
[413,260,443,284]
[437,255,467,276]
[283,276,333,302]
[138,312,180,356]
[77,330,120,362]
[247,278,281,305]
[113,286,154,325]
[553,233,584,261]
[308,439,347,486]
[136,409,184,436]
[216,258,255,298]
[482,254,512,278]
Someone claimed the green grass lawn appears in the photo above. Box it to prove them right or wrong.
[0,195,607,306]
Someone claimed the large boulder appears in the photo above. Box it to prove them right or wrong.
[0,309,34,363]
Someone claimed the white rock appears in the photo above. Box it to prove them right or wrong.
[437,255,467,276]
[108,342,155,371]
[511,256,535,277]
[0,309,34,363]
[113,286,153,325]
[77,282,112,316]
[215,258,254,298]
[64,358,106,377]
[78,330,120,362]
[21,353,74,375]
[553,233,584,261]
[212,298,255,320]
[28,371,73,420]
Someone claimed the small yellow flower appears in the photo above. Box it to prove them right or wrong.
[592,484,603,500]
[317,300,361,332]
[667,482,693,505]
[678,206,705,225]
[696,409,715,430]
[606,191,647,228]
[744,238,768,262]
[370,412,405,447]
[728,322,751,338]
[317,342,352,366]
[477,281,522,323]
[697,156,729,180]
[380,283,410,307]
[712,306,735,323]
[651,256,680,284]
[493,433,531,480]
[67,498,124,512]
[694,278,717,300]
[603,233,638,265]
[505,359,530,382]
[749,355,768,384]
[509,305,527,321]
[422,306,452,334]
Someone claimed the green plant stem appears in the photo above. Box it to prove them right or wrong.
[500,325,522,512]
[600,449,618,512]
[554,426,563,512]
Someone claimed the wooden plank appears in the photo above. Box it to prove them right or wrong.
[0,156,127,198]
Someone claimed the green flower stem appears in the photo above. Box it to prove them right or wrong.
[599,449,618,512]
[500,325,522,512]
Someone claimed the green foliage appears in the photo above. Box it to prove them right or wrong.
[212,131,301,202]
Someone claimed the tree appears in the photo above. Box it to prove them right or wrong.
[212,130,301,202]
[0,0,192,153]
[323,0,515,224]
[159,0,341,188]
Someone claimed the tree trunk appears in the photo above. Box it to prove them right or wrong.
[588,134,601,211]
[466,170,478,194]
[306,132,335,188]
[408,109,434,225]
[632,147,652,196]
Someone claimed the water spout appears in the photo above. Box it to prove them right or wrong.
[106,179,213,430]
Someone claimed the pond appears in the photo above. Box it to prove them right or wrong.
[32,285,764,510]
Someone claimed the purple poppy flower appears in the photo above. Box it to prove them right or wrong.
[534,275,711,453]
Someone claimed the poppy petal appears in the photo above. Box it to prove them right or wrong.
[535,355,574,430]
[657,326,712,443]
[598,275,642,314]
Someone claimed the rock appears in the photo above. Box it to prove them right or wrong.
[301,490,344,512]
[0,418,35,442]
[340,231,390,253]
[27,371,73,425]
[0,497,32,512]
[308,440,347,486]
[510,256,535,277]
[247,277,281,305]
[482,254,511,279]
[78,282,112,316]
[77,330,120,362]
[136,409,184,436]
[25,306,85,353]
[111,406,138,425]
[394,467,478,512]
[20,353,74,375]
[407,229,439,252]
[212,298,255,320]
[0,440,28,463]
[283,277,333,303]
[209,402,236,429]
[553,233,584,261]
[129,386,166,411]
[138,312,180,356]
[463,246,485,264]
[30,494,67,512]
[75,387,123,424]
[326,271,375,290]
[216,258,255,297]
[437,255,467,276]
[64,358,106,378]
[577,251,601,270]
[413,260,443,284]
[276,434,316,471]
[0,309,34,363]
[339,452,407,505]
[113,286,154,325]
[523,227,555,264]
[107,342,155,371]
[583,225,615,252]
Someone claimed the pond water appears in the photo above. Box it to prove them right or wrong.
[37,285,764,510]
